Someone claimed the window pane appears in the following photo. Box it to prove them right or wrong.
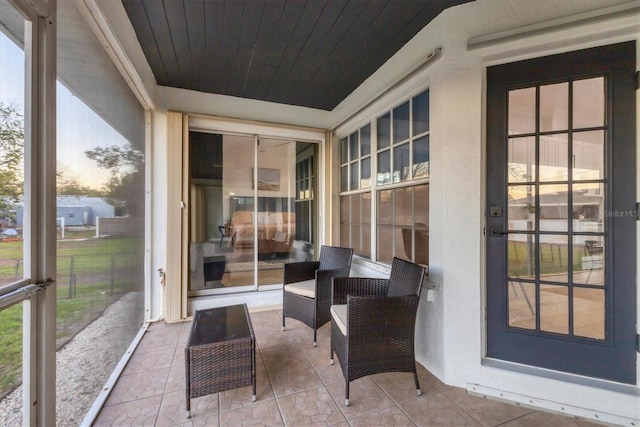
[539,235,568,282]
[540,284,568,334]
[377,226,393,263]
[508,185,536,231]
[414,225,429,266]
[508,87,535,135]
[573,183,604,228]
[573,287,604,339]
[508,234,536,279]
[350,194,361,224]
[508,281,536,330]
[394,187,412,226]
[349,131,358,162]
[340,165,348,192]
[360,124,370,156]
[360,157,371,189]
[574,235,604,286]
[508,136,535,183]
[573,130,604,181]
[377,189,392,225]
[395,227,409,261]
[539,184,568,232]
[340,195,349,222]
[393,143,410,183]
[362,192,371,224]
[539,134,568,182]
[413,135,429,179]
[377,150,390,185]
[349,162,359,191]
[362,223,371,258]
[393,102,410,143]
[340,137,348,164]
[414,184,429,226]
[573,77,604,129]
[540,82,568,132]
[340,223,349,248]
[377,112,390,149]
[413,90,429,135]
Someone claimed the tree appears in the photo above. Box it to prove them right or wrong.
[0,102,24,221]
[56,163,102,196]
[85,144,144,217]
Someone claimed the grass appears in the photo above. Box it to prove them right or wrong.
[0,234,143,401]
[508,240,589,278]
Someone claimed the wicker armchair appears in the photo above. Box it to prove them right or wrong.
[330,257,426,405]
[282,245,353,346]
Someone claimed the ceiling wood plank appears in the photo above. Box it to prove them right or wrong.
[141,0,181,85]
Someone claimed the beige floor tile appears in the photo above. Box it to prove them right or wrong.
[262,346,323,396]
[372,371,422,403]
[400,392,482,426]
[218,370,275,412]
[416,363,452,395]
[349,405,416,426]
[93,394,161,426]
[442,388,533,426]
[162,388,218,426]
[219,399,284,426]
[135,326,182,353]
[123,347,176,375]
[256,326,301,349]
[326,376,395,419]
[104,367,170,405]
[500,410,602,426]
[165,359,186,393]
[277,385,346,426]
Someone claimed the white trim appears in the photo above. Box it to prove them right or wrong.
[73,0,155,110]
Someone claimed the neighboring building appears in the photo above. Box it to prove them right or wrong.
[15,196,115,226]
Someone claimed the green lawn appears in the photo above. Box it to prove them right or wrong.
[0,234,143,401]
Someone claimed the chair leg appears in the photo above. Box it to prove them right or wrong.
[414,371,422,396]
[345,381,350,406]
[313,328,317,347]
[282,315,286,331]
[329,348,334,365]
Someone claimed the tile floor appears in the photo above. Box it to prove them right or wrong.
[93,308,602,426]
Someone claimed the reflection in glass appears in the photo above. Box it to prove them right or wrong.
[540,284,568,334]
[362,192,371,223]
[377,189,392,225]
[540,82,568,132]
[350,162,359,191]
[572,130,604,181]
[539,184,567,232]
[377,226,393,263]
[539,134,568,182]
[414,184,429,226]
[377,150,391,185]
[508,281,536,329]
[377,112,390,149]
[413,135,429,179]
[395,227,409,261]
[539,235,568,281]
[508,234,536,279]
[508,87,535,135]
[573,287,605,339]
[393,143,409,183]
[508,185,536,230]
[573,183,605,227]
[360,124,371,156]
[508,137,535,183]
[394,187,412,226]
[573,235,604,286]
[393,101,410,143]
[413,90,429,135]
[573,77,605,129]
[349,131,358,162]
[360,157,371,189]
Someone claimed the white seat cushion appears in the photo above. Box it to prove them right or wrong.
[285,279,316,298]
[330,304,347,335]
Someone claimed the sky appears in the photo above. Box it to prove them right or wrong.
[0,28,128,191]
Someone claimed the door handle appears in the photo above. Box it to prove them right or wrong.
[489,227,507,236]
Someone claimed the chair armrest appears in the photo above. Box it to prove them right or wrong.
[314,267,351,302]
[332,277,389,305]
[283,261,321,284]
[346,294,420,341]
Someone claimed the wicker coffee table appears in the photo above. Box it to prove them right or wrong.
[185,304,256,417]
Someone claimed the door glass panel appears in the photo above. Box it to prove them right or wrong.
[539,134,568,182]
[393,101,410,143]
[508,234,536,279]
[539,184,568,232]
[508,87,536,135]
[573,183,604,229]
[360,157,371,189]
[393,142,409,183]
[540,284,569,334]
[257,138,296,287]
[573,77,605,129]
[377,112,390,149]
[508,185,536,230]
[573,130,604,181]
[349,162,359,190]
[539,235,568,282]
[360,124,371,156]
[574,235,604,286]
[377,150,390,185]
[508,281,536,329]
[540,82,568,132]
[508,137,535,183]
[573,287,605,339]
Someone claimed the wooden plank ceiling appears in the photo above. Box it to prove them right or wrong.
[122,0,471,111]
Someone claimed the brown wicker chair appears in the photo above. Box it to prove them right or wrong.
[282,245,353,346]
[330,257,426,405]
